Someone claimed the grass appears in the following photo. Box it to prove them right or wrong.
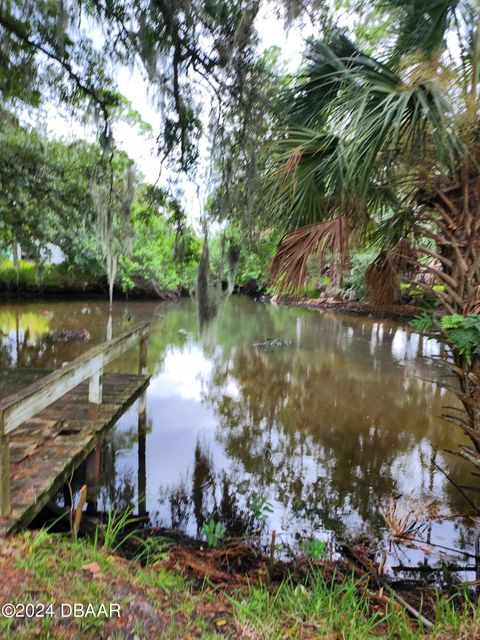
[232,573,414,639]
[0,531,478,639]
[0,260,60,287]
[0,260,95,290]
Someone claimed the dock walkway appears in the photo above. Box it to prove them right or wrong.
[0,323,151,535]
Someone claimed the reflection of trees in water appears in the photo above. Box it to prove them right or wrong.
[51,433,137,514]
[99,467,136,512]
[0,300,172,372]
[199,309,468,537]
[5,297,475,543]
[159,440,256,536]
[97,422,140,512]
[192,441,215,532]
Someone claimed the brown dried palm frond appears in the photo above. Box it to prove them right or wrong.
[378,497,428,541]
[269,217,349,294]
[281,149,303,177]
[464,285,480,315]
[366,238,417,309]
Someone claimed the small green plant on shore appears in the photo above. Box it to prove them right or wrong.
[231,570,415,639]
[134,536,174,564]
[249,495,274,523]
[202,519,226,548]
[440,314,480,365]
[303,538,327,560]
[93,507,140,552]
[4,530,480,639]
[411,312,435,332]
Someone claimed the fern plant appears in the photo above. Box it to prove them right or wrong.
[440,315,480,366]
[410,313,435,332]
[412,313,480,366]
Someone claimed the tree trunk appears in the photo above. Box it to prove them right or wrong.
[425,171,480,470]
[12,233,19,289]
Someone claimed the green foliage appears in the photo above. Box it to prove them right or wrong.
[133,536,174,565]
[0,121,104,272]
[412,313,480,365]
[233,570,418,639]
[302,538,328,561]
[0,0,307,174]
[7,531,480,640]
[209,225,280,292]
[263,4,478,300]
[344,251,377,300]
[0,260,36,286]
[118,187,201,293]
[0,260,98,288]
[440,314,480,365]
[93,507,140,553]
[235,248,271,290]
[440,314,465,330]
[249,495,274,523]
[0,120,202,294]
[411,313,435,332]
[202,519,226,548]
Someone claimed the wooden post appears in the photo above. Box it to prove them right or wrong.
[88,368,103,421]
[137,392,147,517]
[0,412,11,517]
[86,445,101,513]
[88,369,103,405]
[139,336,148,376]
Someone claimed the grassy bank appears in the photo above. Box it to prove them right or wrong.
[0,261,179,299]
[0,531,478,639]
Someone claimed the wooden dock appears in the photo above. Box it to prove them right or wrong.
[0,322,151,536]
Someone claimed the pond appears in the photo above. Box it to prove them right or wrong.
[0,296,475,566]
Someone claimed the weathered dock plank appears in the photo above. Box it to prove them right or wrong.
[0,370,150,536]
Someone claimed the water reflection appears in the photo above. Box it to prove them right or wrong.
[159,440,257,537]
[0,297,474,553]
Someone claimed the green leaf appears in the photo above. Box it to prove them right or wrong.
[411,313,434,331]
[440,314,464,329]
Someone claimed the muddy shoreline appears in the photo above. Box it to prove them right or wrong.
[268,295,423,321]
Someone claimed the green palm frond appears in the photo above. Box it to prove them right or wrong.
[265,10,479,295]
[383,0,462,60]
[284,34,363,128]
[264,126,339,228]
[266,32,464,232]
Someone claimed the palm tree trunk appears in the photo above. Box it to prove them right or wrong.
[427,172,480,466]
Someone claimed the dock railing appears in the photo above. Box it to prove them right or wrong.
[0,321,150,517]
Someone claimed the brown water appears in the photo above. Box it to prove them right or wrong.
[0,296,475,564]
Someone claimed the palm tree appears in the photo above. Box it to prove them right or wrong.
[265,1,480,475]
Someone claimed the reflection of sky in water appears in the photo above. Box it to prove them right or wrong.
[0,297,475,563]
[150,345,212,402]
